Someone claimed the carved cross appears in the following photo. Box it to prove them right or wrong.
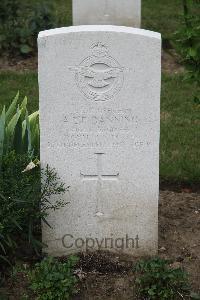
[81,153,119,216]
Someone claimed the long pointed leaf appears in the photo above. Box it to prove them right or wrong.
[22,119,28,153]
[20,96,28,120]
[0,240,6,254]
[25,110,32,153]
[0,106,6,162]
[0,192,7,201]
[29,110,39,134]
[13,113,23,154]
[9,217,23,231]
[5,107,21,152]
[0,255,11,266]
[31,123,40,156]
[5,91,19,125]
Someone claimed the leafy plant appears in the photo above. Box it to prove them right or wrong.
[0,151,68,265]
[174,0,200,91]
[28,256,78,300]
[134,258,190,299]
[0,92,39,167]
[0,0,56,56]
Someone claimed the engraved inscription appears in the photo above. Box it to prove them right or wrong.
[69,43,124,101]
[64,108,139,132]
[59,108,154,149]
[53,135,151,149]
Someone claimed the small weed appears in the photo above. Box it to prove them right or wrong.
[134,257,192,299]
[28,256,79,300]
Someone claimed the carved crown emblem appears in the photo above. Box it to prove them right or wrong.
[91,42,108,57]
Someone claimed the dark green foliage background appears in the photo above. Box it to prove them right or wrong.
[0,0,56,56]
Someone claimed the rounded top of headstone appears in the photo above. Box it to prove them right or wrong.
[38,25,161,40]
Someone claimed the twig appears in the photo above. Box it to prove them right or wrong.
[176,289,186,300]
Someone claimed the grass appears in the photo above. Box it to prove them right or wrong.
[0,71,199,183]
[54,0,72,27]
[160,74,200,182]
[0,72,38,113]
[142,0,184,40]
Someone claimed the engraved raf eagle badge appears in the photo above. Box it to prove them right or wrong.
[70,43,124,101]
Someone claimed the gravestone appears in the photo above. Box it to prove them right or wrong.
[73,0,141,28]
[38,25,161,256]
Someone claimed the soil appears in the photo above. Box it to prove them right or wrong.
[1,190,200,300]
[72,190,200,300]
[161,50,185,75]
[0,50,185,75]
[160,180,200,194]
[0,55,38,72]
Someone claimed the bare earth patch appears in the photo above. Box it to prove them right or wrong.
[0,55,38,72]
[162,50,185,74]
[159,191,200,291]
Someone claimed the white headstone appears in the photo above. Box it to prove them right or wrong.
[73,0,141,28]
[38,26,161,257]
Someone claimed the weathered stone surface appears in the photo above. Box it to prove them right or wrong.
[38,26,161,256]
[73,0,141,28]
